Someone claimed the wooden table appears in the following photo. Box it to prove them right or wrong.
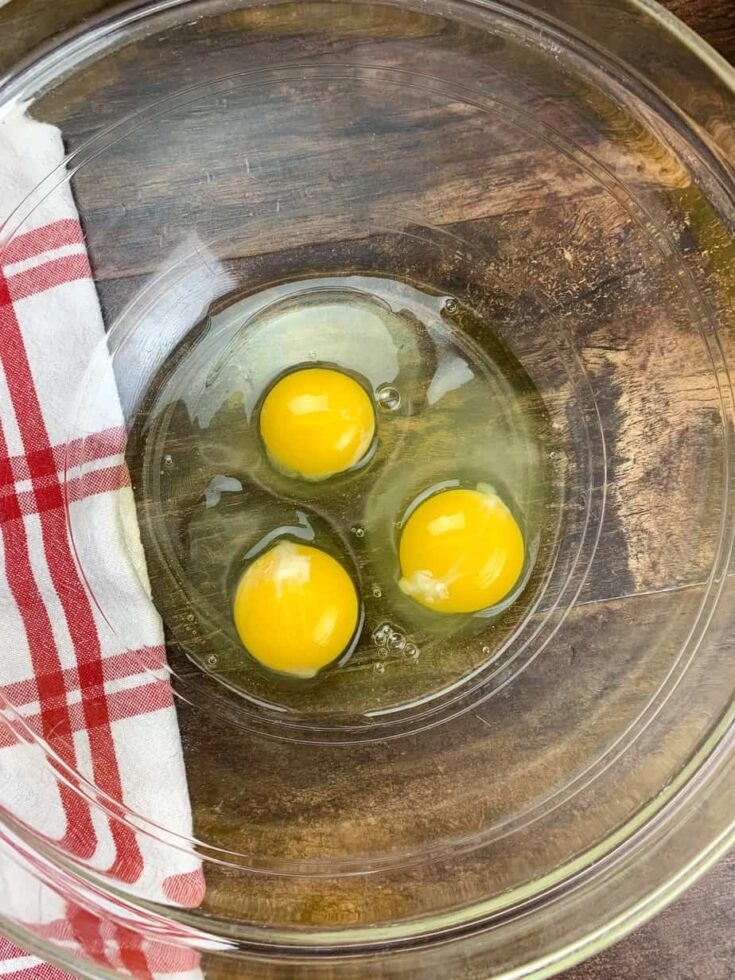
[142,0,735,972]
[560,9,735,980]
[2,0,734,977]
[563,5,735,976]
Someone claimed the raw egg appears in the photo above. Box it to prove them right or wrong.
[233,540,360,677]
[259,367,375,480]
[398,485,525,614]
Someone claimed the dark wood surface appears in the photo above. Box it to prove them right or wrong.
[129,0,733,967]
[70,0,735,976]
[564,850,735,979]
[2,0,733,977]
[162,1,735,975]
[666,0,735,62]
[563,8,735,980]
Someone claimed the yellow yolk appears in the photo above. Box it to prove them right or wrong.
[398,486,525,614]
[233,540,360,677]
[259,367,375,481]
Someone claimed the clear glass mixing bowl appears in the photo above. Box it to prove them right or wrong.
[1,0,735,977]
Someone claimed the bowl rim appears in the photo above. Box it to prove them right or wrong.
[1,0,735,977]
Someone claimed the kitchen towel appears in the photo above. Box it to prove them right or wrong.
[0,105,203,977]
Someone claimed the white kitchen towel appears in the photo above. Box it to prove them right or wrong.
[0,105,204,976]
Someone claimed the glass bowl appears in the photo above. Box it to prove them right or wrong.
[1,0,735,977]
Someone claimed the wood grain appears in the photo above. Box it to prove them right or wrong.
[665,0,735,64]
[90,0,734,975]
[2,0,733,977]
[562,10,735,980]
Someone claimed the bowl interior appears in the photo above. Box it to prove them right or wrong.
[2,0,735,976]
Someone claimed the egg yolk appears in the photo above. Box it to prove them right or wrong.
[259,367,375,481]
[398,486,525,614]
[233,540,360,677]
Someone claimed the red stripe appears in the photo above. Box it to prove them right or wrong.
[0,962,73,980]
[0,645,166,711]
[138,935,200,974]
[67,463,131,503]
[162,868,206,909]
[0,417,96,858]
[4,254,91,303]
[1,219,85,266]
[0,269,142,880]
[1,426,126,487]
[74,679,173,732]
[68,908,115,976]
[2,922,200,976]
[0,966,72,980]
[94,920,150,980]
[0,680,174,750]
[0,719,19,749]
[0,939,28,958]
[0,463,131,524]
[2,459,129,497]
[114,924,153,980]
[66,427,127,469]
[0,937,72,980]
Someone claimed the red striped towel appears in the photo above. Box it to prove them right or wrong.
[0,937,73,980]
[0,106,203,976]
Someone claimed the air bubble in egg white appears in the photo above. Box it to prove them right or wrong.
[376,384,401,411]
[372,623,392,646]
